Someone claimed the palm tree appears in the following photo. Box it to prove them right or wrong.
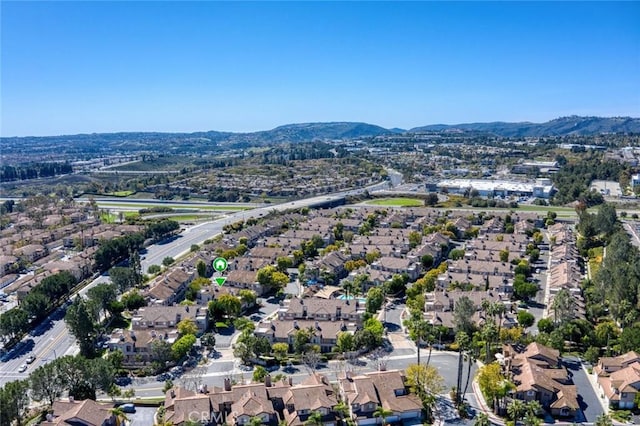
[507,399,526,425]
[373,406,393,426]
[334,401,350,426]
[474,412,490,426]
[594,414,613,426]
[249,416,264,426]
[305,411,324,426]
[522,413,541,426]
[109,407,130,426]
[455,331,470,406]
[525,400,542,417]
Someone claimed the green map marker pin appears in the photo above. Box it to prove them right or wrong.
[215,277,227,287]
[213,257,228,273]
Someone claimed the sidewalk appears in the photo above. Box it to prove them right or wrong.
[471,376,505,426]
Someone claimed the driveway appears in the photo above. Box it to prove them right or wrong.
[125,406,157,425]
[563,356,605,423]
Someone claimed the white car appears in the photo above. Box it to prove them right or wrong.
[18,364,27,373]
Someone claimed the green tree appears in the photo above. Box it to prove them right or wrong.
[201,332,216,350]
[272,342,289,360]
[218,294,242,319]
[507,399,526,424]
[293,328,313,354]
[29,362,64,407]
[335,331,355,353]
[171,334,197,360]
[366,287,384,314]
[148,264,161,274]
[109,266,138,293]
[149,339,173,367]
[477,362,511,411]
[121,290,147,310]
[373,406,393,425]
[517,310,535,328]
[305,411,323,426]
[257,266,289,293]
[196,259,207,277]
[177,318,199,336]
[453,296,476,335]
[162,256,175,267]
[65,298,98,357]
[537,318,554,334]
[21,292,50,321]
[87,283,118,319]
[276,256,294,272]
[594,414,613,426]
[109,407,130,426]
[0,308,29,341]
[474,413,490,426]
[0,379,30,426]
[239,289,257,307]
[253,366,268,382]
[552,289,576,326]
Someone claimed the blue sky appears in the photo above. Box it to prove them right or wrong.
[1,1,639,136]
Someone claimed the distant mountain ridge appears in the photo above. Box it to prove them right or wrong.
[410,116,640,137]
[2,117,639,149]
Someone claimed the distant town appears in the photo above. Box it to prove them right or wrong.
[1,121,640,426]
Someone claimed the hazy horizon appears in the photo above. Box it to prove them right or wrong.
[2,1,639,137]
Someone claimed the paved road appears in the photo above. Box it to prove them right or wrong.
[0,306,76,384]
[623,221,640,248]
[563,356,605,424]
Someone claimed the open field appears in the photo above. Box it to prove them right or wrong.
[366,197,424,207]
[104,190,135,197]
[95,201,251,211]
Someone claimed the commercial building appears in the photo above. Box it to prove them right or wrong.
[436,178,554,199]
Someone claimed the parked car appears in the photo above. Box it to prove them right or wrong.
[120,403,136,413]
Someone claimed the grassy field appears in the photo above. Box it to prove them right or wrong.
[99,212,118,223]
[96,201,250,211]
[367,197,424,207]
[104,190,135,197]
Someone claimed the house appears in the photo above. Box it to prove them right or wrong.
[281,374,339,426]
[595,351,640,409]
[164,374,342,426]
[0,255,18,277]
[278,297,365,323]
[107,328,179,365]
[14,244,48,263]
[226,270,264,295]
[339,370,422,425]
[146,268,195,305]
[255,319,358,353]
[132,305,209,334]
[504,342,578,418]
[40,398,115,425]
[371,257,420,281]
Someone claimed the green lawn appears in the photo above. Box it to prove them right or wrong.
[104,190,135,197]
[96,201,250,211]
[367,197,424,207]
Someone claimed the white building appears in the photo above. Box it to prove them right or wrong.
[437,178,554,199]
